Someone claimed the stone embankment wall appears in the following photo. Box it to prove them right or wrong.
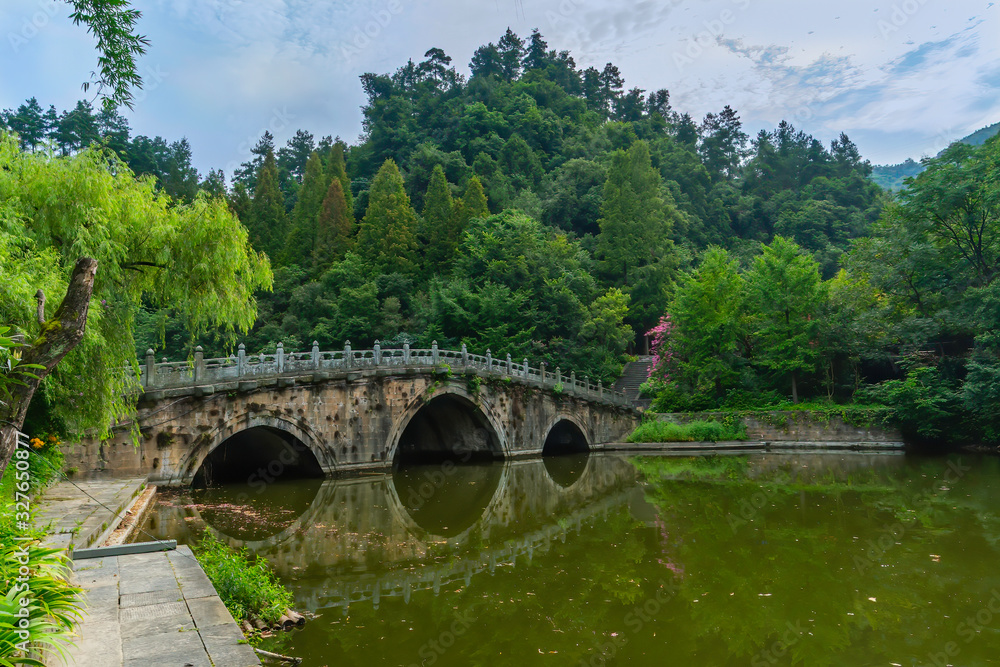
[658,411,904,445]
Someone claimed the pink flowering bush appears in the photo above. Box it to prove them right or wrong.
[646,315,674,382]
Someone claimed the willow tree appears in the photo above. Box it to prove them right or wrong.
[0,136,272,477]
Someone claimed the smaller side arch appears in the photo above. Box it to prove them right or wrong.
[542,416,592,456]
[174,413,335,486]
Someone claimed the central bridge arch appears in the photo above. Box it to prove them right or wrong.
[387,386,508,465]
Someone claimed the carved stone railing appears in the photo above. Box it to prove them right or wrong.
[138,341,631,407]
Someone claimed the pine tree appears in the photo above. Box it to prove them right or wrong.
[421,165,456,271]
[325,140,354,216]
[357,159,419,274]
[284,151,328,266]
[249,148,287,261]
[524,29,549,71]
[314,178,355,270]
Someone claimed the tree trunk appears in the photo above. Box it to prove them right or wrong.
[791,370,799,404]
[0,258,98,479]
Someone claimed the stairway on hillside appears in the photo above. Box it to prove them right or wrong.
[614,357,653,409]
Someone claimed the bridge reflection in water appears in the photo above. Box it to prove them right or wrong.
[139,452,643,612]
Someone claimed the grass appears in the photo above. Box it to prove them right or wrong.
[194,533,293,628]
[627,419,747,443]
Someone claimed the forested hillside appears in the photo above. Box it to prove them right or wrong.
[2,28,883,388]
[870,121,1000,191]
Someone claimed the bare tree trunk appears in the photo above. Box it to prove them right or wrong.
[0,258,98,479]
[791,371,799,404]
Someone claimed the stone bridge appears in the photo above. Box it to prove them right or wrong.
[66,343,640,485]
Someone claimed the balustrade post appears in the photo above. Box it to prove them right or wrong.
[570,371,576,393]
[374,340,382,366]
[277,342,285,373]
[486,349,492,372]
[237,343,246,377]
[432,340,439,365]
[583,376,589,396]
[344,340,353,369]
[144,348,155,388]
[461,343,468,369]
[523,358,528,378]
[540,362,546,384]
[403,342,410,365]
[194,346,204,384]
[312,340,320,369]
[506,353,512,374]
[556,366,562,386]
[598,380,603,400]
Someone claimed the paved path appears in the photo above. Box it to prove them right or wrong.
[61,546,260,667]
[34,479,260,666]
[37,478,146,551]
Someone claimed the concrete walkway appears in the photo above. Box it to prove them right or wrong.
[37,478,146,551]
[61,547,260,667]
[34,479,260,666]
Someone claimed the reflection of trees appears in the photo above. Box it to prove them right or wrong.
[634,455,1000,665]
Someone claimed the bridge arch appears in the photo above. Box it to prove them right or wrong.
[387,385,509,465]
[542,416,592,456]
[181,413,335,486]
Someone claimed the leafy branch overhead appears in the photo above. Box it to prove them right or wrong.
[68,0,149,110]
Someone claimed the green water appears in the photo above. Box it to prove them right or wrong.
[139,452,1000,666]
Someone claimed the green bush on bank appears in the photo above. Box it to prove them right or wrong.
[627,419,747,443]
[194,533,293,628]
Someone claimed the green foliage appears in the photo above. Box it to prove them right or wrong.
[358,159,419,275]
[249,148,287,262]
[0,136,272,439]
[313,178,355,269]
[627,418,746,443]
[420,165,458,271]
[0,543,83,665]
[194,533,293,626]
[667,246,745,399]
[745,236,827,402]
[68,0,150,110]
[283,151,328,266]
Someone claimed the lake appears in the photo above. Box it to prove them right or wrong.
[137,450,1000,666]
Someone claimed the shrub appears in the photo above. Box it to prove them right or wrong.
[194,533,293,626]
[627,419,746,443]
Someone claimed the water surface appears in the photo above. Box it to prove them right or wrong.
[139,451,1000,666]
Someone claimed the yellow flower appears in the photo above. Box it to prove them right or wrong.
[47,434,58,443]
[30,438,44,449]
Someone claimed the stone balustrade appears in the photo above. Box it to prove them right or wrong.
[139,341,630,406]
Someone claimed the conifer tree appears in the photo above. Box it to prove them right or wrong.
[597,140,672,287]
[284,151,328,265]
[250,148,287,261]
[452,175,490,239]
[314,178,355,270]
[325,140,354,215]
[358,158,418,274]
[421,165,456,271]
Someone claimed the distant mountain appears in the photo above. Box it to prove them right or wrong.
[870,121,1000,191]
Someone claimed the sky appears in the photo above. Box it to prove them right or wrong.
[2,0,998,175]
